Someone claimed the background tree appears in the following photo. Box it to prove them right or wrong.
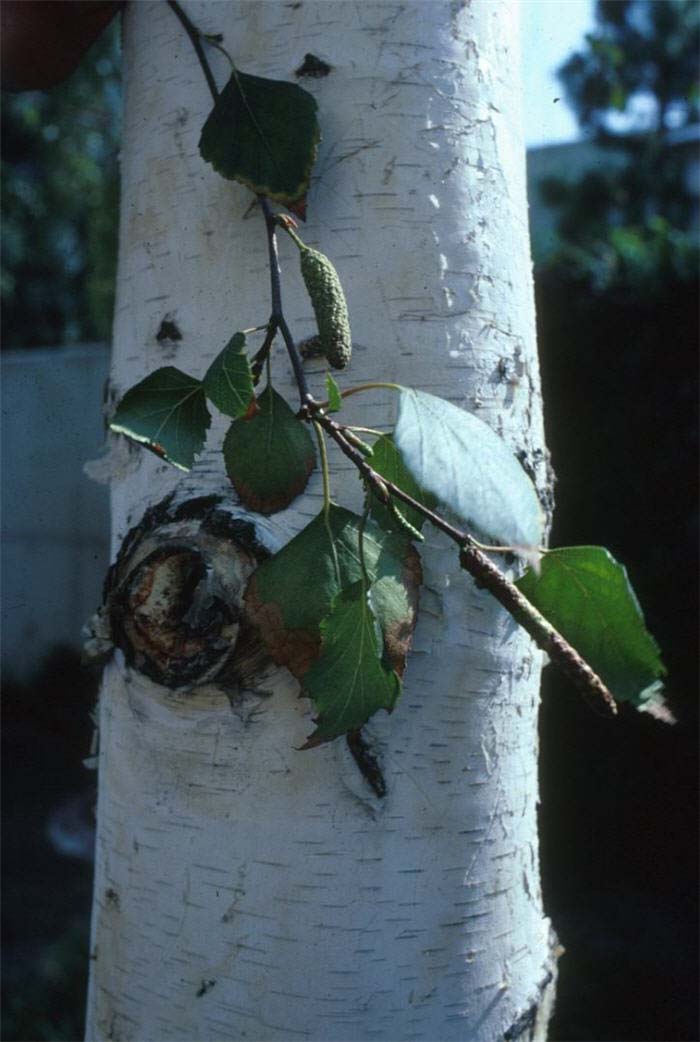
[1,18,121,348]
[539,0,699,289]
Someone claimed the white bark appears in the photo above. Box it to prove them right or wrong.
[86,3,555,1040]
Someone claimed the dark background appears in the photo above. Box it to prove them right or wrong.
[538,269,698,1041]
[2,3,698,1040]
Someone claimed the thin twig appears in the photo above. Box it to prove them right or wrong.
[458,543,618,716]
[342,425,386,438]
[313,421,333,518]
[339,381,401,399]
[259,197,311,404]
[311,404,617,717]
[316,382,401,410]
[259,197,283,314]
[312,421,341,585]
[205,37,234,69]
[278,315,311,406]
[250,319,278,384]
[167,1,219,102]
[241,324,270,335]
[169,2,618,720]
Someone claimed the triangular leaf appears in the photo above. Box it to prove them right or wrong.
[325,373,343,413]
[516,546,668,712]
[393,388,544,547]
[199,68,320,213]
[223,386,315,513]
[245,505,420,679]
[110,366,210,471]
[203,332,256,419]
[302,582,401,748]
[368,434,437,535]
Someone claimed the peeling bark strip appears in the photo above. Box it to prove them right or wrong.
[346,727,386,798]
[87,2,555,1040]
[504,930,562,1042]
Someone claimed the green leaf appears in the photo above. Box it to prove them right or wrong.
[110,366,210,471]
[203,332,255,419]
[223,386,315,514]
[245,505,421,680]
[393,388,544,547]
[516,546,667,712]
[325,373,342,413]
[199,68,320,214]
[302,582,401,747]
[368,572,418,676]
[368,434,437,535]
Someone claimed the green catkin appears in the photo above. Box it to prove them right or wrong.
[285,225,352,369]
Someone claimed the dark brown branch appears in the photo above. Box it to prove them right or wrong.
[458,544,617,715]
[170,2,618,721]
[311,405,617,717]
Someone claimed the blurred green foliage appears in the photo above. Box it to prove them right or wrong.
[561,0,699,136]
[1,22,121,349]
[2,919,90,1041]
[539,0,699,291]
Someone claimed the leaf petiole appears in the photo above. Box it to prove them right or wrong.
[313,420,340,585]
[313,421,332,517]
[344,425,385,438]
[241,324,270,335]
[250,319,278,384]
[316,382,401,411]
[339,381,402,400]
[167,1,219,102]
[357,504,371,589]
[205,37,235,69]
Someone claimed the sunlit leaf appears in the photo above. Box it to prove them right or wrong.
[394,388,544,547]
[110,366,210,471]
[368,434,436,535]
[516,546,668,714]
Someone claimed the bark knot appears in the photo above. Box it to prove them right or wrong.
[104,495,269,691]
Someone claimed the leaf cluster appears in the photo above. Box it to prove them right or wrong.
[110,14,670,745]
[112,342,668,740]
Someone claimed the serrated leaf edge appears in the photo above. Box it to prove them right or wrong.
[201,122,320,210]
[109,380,209,472]
[203,336,255,418]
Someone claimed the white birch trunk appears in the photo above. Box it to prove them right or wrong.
[86,3,556,1040]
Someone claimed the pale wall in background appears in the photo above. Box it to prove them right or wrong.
[1,346,110,678]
